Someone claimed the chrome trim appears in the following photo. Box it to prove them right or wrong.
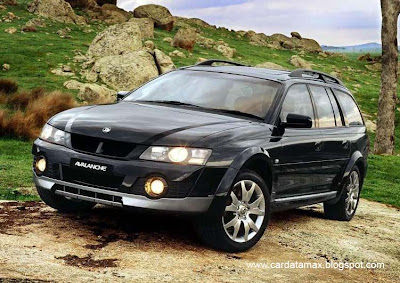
[274,191,337,203]
[34,174,213,213]
[55,190,123,208]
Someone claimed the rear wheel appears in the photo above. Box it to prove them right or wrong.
[195,170,270,252]
[324,166,361,221]
[37,186,96,213]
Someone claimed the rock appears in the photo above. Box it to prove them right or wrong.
[266,41,282,50]
[87,21,142,58]
[62,65,72,72]
[78,84,115,104]
[1,0,17,5]
[163,37,173,43]
[144,40,155,50]
[25,17,46,28]
[215,44,236,58]
[74,54,87,63]
[0,5,6,10]
[2,64,10,71]
[270,33,290,43]
[63,79,84,89]
[358,53,372,61]
[87,3,131,24]
[65,0,98,9]
[56,27,71,38]
[129,17,154,39]
[365,63,382,72]
[154,49,175,74]
[364,119,377,132]
[291,31,302,39]
[51,67,75,76]
[96,0,116,5]
[21,25,37,32]
[4,27,17,34]
[172,28,197,51]
[294,38,322,52]
[197,57,207,63]
[2,11,19,22]
[87,50,159,90]
[244,31,270,46]
[174,16,212,29]
[255,62,286,71]
[133,4,174,31]
[281,40,294,49]
[197,34,215,49]
[330,71,341,79]
[27,0,86,24]
[290,55,312,69]
[169,50,186,58]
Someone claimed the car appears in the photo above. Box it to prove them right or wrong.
[32,59,369,252]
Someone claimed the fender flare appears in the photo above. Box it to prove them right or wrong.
[214,147,274,197]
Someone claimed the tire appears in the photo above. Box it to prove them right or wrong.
[194,170,271,253]
[36,186,96,213]
[324,166,361,221]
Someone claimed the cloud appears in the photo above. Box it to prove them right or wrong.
[118,0,392,46]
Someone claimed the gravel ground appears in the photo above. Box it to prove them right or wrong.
[0,199,398,283]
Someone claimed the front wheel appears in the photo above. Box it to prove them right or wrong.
[324,166,361,221]
[195,170,270,252]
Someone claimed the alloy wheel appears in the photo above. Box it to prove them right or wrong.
[222,180,265,243]
[345,170,360,216]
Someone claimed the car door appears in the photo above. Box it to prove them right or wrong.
[275,83,325,198]
[309,85,350,192]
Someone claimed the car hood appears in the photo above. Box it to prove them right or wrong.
[49,102,254,145]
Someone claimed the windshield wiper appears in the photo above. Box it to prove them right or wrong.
[209,109,264,121]
[135,100,203,108]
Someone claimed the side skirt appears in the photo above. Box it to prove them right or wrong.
[270,191,337,212]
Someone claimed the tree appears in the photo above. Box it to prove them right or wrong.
[374,0,400,155]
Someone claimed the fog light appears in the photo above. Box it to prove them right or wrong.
[145,177,167,197]
[35,157,47,173]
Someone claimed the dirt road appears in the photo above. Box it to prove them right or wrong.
[0,199,398,282]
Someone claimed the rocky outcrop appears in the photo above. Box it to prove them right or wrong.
[133,4,174,31]
[86,50,159,90]
[27,0,86,24]
[154,49,176,74]
[174,16,213,29]
[129,17,154,39]
[86,21,142,58]
[172,28,197,51]
[255,62,286,71]
[291,31,302,39]
[290,55,312,69]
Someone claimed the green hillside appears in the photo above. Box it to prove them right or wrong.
[0,1,399,207]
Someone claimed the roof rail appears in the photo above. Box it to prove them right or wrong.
[195,59,249,67]
[289,69,344,86]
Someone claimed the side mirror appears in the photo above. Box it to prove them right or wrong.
[283,113,312,129]
[116,91,129,102]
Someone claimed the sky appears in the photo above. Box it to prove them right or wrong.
[117,0,399,46]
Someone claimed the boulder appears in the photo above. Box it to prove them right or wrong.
[270,33,290,43]
[96,0,115,5]
[4,27,17,34]
[291,31,302,39]
[56,27,71,38]
[51,67,75,76]
[365,63,382,72]
[133,4,174,31]
[78,83,115,104]
[294,38,322,52]
[21,25,37,32]
[197,34,215,49]
[87,21,142,58]
[87,50,159,90]
[215,44,236,58]
[2,64,10,71]
[65,0,97,9]
[27,0,86,24]
[244,31,271,46]
[154,49,176,74]
[1,0,17,5]
[281,40,294,49]
[97,4,131,24]
[63,79,84,90]
[144,40,155,50]
[255,62,286,71]
[174,16,212,29]
[163,37,173,43]
[169,50,186,58]
[0,5,6,10]
[2,11,19,22]
[25,17,46,28]
[290,55,312,69]
[172,28,197,51]
[129,17,154,39]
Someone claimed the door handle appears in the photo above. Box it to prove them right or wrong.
[315,141,323,152]
[342,140,349,149]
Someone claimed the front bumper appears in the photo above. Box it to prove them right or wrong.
[32,139,227,213]
[34,174,214,212]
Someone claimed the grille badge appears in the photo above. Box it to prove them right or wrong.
[102,127,111,133]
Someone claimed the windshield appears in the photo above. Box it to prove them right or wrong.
[123,70,281,119]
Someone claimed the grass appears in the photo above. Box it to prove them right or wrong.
[0,2,399,206]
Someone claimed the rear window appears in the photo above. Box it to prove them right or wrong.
[309,85,335,128]
[335,90,364,126]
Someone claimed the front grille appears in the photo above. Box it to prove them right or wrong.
[54,185,123,207]
[62,165,124,190]
[71,133,136,158]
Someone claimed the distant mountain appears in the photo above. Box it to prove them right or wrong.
[322,42,388,53]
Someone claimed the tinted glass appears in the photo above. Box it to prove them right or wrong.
[335,90,364,126]
[309,86,336,128]
[280,84,315,127]
[124,70,281,119]
[326,88,343,126]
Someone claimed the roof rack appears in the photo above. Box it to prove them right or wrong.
[195,59,249,67]
[289,69,344,86]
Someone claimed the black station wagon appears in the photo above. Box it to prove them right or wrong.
[33,59,369,252]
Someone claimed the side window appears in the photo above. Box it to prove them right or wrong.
[335,90,364,126]
[280,84,315,127]
[309,85,336,128]
[326,88,344,126]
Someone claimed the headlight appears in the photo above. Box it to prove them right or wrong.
[40,124,69,146]
[140,146,212,165]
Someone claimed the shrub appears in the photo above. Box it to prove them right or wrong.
[7,88,45,109]
[0,79,18,94]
